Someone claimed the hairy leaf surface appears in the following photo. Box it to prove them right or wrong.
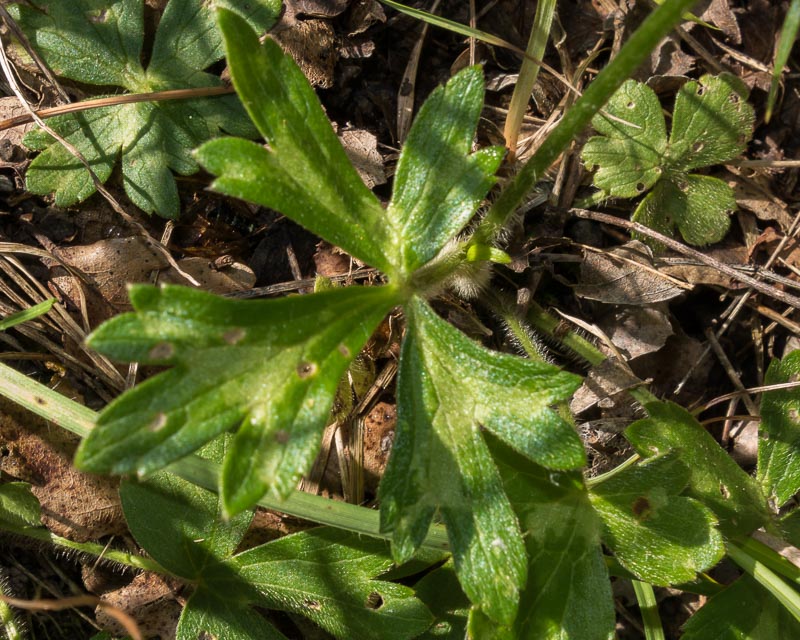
[626,401,770,537]
[494,441,615,640]
[682,575,800,639]
[379,296,582,625]
[120,439,431,639]
[582,74,754,246]
[589,453,724,585]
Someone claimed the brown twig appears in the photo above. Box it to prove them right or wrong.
[0,594,143,640]
[0,85,233,132]
[570,208,800,310]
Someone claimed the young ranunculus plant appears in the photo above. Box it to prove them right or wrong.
[7,2,800,637]
[68,9,738,633]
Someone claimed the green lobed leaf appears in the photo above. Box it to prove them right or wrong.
[581,79,668,199]
[581,73,754,247]
[386,67,505,273]
[0,482,42,531]
[666,73,754,171]
[379,296,583,625]
[493,439,616,640]
[412,561,470,640]
[120,436,429,639]
[120,437,253,580]
[196,10,394,274]
[682,575,800,639]
[178,590,289,640]
[231,527,434,639]
[632,173,735,246]
[76,284,400,515]
[625,400,770,538]
[12,0,281,218]
[589,453,724,585]
[758,351,800,508]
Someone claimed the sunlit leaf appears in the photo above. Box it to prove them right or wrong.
[77,284,400,515]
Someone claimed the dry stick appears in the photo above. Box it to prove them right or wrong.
[0,594,142,640]
[0,86,233,132]
[570,208,800,310]
[674,208,800,393]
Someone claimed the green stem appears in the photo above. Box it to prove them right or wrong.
[728,541,800,623]
[736,536,800,588]
[525,301,658,406]
[3,525,166,574]
[475,0,701,243]
[0,362,451,552]
[632,580,666,640]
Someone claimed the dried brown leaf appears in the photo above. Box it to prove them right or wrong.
[575,241,686,304]
[0,397,124,541]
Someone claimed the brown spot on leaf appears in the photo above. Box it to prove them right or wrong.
[223,327,246,345]
[148,342,175,360]
[297,361,318,379]
[632,496,652,520]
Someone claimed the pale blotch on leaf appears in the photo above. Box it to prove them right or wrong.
[296,361,318,379]
[304,599,322,611]
[274,430,290,444]
[222,327,246,344]
[147,412,168,433]
[148,341,174,360]
[720,483,731,499]
[338,343,351,357]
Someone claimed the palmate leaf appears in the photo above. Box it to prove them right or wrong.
[379,296,583,625]
[588,453,724,585]
[196,10,502,279]
[758,351,800,508]
[120,439,432,640]
[11,0,281,218]
[581,73,754,246]
[77,284,401,515]
[626,400,770,538]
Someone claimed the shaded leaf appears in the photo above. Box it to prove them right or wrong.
[493,440,615,640]
[232,527,434,639]
[633,174,735,246]
[626,401,770,538]
[77,284,400,516]
[120,438,252,580]
[12,0,280,217]
[682,575,800,639]
[589,453,724,585]
[0,482,42,531]
[758,351,800,508]
[413,561,469,640]
[379,296,582,625]
[178,589,288,640]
